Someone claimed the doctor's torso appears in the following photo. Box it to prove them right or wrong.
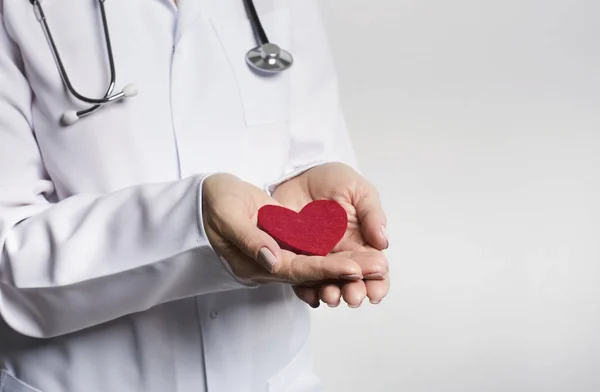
[8,0,297,194]
[0,0,344,391]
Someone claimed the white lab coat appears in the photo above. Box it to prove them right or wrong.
[0,0,356,391]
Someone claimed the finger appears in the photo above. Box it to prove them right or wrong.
[220,215,283,273]
[365,274,390,304]
[355,186,388,250]
[349,250,389,279]
[276,252,363,284]
[319,284,342,308]
[341,280,367,308]
[293,286,320,308]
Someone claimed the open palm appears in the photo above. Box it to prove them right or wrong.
[272,162,390,307]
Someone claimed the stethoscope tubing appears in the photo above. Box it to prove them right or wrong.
[32,0,119,107]
[242,0,269,46]
[30,0,291,124]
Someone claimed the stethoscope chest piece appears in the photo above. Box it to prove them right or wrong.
[246,43,293,74]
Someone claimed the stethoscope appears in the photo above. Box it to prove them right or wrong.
[29,0,294,125]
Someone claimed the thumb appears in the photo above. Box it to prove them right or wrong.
[355,188,389,250]
[220,217,282,272]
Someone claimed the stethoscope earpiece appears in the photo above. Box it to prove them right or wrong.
[122,84,139,98]
[61,83,139,125]
[62,111,80,126]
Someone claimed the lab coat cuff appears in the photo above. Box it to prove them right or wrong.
[264,160,330,196]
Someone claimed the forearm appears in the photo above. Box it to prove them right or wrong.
[0,174,247,338]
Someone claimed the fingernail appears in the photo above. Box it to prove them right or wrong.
[381,225,389,249]
[310,302,321,309]
[363,273,384,279]
[340,274,362,281]
[369,299,382,305]
[348,301,363,309]
[327,303,339,308]
[258,247,277,272]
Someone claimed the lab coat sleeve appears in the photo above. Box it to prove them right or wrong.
[0,18,249,339]
[266,1,358,195]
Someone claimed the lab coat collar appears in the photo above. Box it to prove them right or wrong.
[175,0,209,43]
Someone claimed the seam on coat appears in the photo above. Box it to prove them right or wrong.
[194,175,202,246]
[0,370,42,392]
[167,26,182,180]
[208,18,248,126]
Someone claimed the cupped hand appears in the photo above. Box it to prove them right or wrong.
[202,173,379,286]
[272,162,390,307]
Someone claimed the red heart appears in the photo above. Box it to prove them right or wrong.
[258,200,348,256]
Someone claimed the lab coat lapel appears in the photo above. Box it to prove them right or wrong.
[175,0,208,43]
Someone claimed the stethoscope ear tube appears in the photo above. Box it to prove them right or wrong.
[31,0,137,125]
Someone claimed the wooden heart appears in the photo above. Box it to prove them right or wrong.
[258,200,348,256]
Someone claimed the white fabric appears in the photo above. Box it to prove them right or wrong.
[0,0,355,391]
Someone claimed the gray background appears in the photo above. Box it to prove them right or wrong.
[312,1,600,391]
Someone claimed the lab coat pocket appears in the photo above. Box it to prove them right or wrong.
[267,340,323,392]
[210,8,292,127]
[0,371,42,392]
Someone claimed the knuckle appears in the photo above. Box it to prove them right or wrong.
[287,261,300,282]
[270,260,284,277]
[317,257,329,279]
[374,253,389,274]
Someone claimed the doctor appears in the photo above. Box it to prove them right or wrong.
[0,0,390,391]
